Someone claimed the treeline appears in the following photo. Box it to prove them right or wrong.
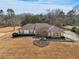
[0,5,79,27]
[0,9,24,27]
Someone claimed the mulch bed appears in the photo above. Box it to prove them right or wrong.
[33,40,49,47]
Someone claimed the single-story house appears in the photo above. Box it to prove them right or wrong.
[18,23,51,34]
[18,23,64,37]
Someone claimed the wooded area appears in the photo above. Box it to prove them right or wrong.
[0,5,79,27]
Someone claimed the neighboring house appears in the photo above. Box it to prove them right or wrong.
[18,23,64,37]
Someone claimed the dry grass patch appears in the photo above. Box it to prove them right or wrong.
[0,37,79,59]
[0,26,20,33]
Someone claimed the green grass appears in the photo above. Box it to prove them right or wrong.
[64,25,79,30]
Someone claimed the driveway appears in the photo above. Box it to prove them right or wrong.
[64,30,79,41]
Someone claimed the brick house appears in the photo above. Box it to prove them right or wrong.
[18,23,64,37]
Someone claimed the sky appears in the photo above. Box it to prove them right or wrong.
[0,0,79,14]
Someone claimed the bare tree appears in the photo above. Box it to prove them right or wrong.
[0,9,4,16]
[7,9,16,30]
[46,9,65,27]
[73,5,79,15]
[7,9,15,17]
[67,10,76,25]
[0,9,5,26]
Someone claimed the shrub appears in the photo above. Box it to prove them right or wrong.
[12,33,19,37]
[75,28,79,35]
[71,26,79,35]
[71,26,76,32]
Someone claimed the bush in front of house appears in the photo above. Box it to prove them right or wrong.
[12,32,35,37]
[12,33,19,37]
[75,28,79,35]
[46,36,65,41]
[60,36,65,39]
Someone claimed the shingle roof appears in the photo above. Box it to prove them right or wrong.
[48,26,64,33]
[35,23,51,30]
[22,23,35,30]
[22,23,51,30]
[22,23,64,34]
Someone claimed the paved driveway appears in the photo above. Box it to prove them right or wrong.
[64,30,79,41]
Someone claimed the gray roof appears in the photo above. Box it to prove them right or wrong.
[22,23,35,30]
[22,23,51,30]
[48,26,64,33]
[35,23,51,30]
[22,23,64,33]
